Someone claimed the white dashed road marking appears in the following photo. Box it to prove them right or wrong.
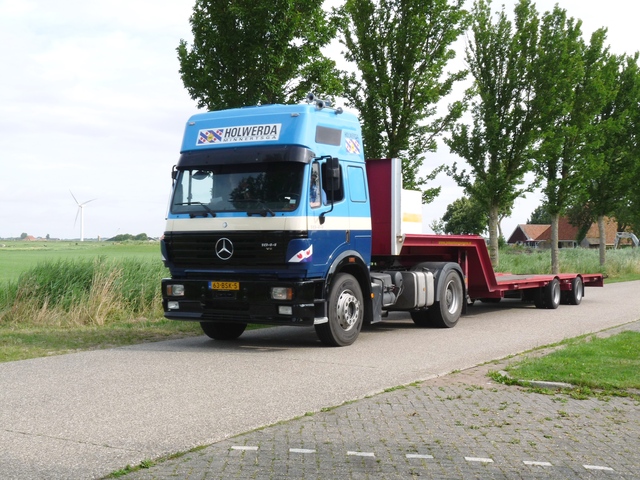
[465,457,494,463]
[523,460,553,467]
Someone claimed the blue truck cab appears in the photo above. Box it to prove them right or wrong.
[161,101,374,345]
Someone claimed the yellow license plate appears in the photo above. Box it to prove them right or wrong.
[209,281,240,291]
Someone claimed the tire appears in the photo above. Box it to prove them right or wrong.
[534,278,561,309]
[200,322,247,340]
[411,270,463,328]
[562,276,583,305]
[315,273,363,346]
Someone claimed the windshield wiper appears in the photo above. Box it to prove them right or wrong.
[175,202,217,217]
[233,199,275,217]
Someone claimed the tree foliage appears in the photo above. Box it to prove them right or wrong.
[338,0,468,202]
[527,204,552,225]
[108,233,149,242]
[441,197,488,235]
[529,7,588,273]
[575,50,640,264]
[446,0,540,266]
[177,0,343,110]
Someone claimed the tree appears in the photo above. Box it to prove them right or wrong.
[20,232,28,239]
[440,196,488,235]
[446,0,540,266]
[338,0,468,202]
[576,51,640,264]
[527,204,553,225]
[177,0,343,110]
[529,7,587,273]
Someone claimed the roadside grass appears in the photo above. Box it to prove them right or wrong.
[0,253,206,362]
[491,331,640,399]
[0,321,203,363]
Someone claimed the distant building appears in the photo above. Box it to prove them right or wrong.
[507,217,618,249]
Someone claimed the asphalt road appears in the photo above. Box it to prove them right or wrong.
[1,280,639,479]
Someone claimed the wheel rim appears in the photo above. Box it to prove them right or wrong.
[336,289,360,332]
[552,281,561,305]
[444,279,461,314]
[575,279,583,302]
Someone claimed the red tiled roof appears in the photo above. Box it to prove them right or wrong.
[507,216,619,245]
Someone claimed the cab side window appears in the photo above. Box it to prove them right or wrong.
[310,163,322,208]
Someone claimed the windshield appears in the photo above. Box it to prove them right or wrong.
[171,162,304,216]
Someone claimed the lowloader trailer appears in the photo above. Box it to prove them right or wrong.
[161,100,603,346]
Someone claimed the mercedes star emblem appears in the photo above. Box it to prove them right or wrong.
[215,237,234,260]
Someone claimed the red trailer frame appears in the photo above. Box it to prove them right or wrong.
[400,234,603,300]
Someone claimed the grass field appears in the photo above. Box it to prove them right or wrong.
[0,240,161,284]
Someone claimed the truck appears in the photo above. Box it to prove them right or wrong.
[160,97,604,346]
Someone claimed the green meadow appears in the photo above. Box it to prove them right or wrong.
[0,240,160,284]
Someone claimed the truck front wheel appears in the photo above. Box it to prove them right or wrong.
[200,322,247,340]
[315,273,363,347]
[411,270,463,328]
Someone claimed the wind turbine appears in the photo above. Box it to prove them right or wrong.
[70,191,96,241]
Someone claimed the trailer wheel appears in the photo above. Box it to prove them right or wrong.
[562,276,583,305]
[411,270,463,328]
[315,273,363,347]
[534,278,561,309]
[200,322,247,340]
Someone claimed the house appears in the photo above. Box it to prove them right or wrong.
[507,217,618,249]
[507,224,551,248]
[579,218,618,248]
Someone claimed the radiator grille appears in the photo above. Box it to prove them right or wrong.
[164,231,306,268]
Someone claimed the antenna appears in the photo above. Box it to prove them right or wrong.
[70,190,96,241]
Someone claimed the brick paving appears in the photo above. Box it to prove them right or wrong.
[123,324,640,480]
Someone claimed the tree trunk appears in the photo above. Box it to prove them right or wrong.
[488,204,500,267]
[598,215,606,266]
[550,213,559,274]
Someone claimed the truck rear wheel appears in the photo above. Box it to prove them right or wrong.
[200,322,247,340]
[315,273,363,347]
[411,270,463,328]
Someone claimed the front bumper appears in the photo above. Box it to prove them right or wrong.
[162,277,324,326]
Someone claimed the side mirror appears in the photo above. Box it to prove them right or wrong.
[171,165,178,181]
[325,157,341,191]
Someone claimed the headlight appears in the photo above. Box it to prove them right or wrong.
[167,284,185,296]
[271,287,293,300]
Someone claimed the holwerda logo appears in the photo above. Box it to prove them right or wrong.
[215,238,234,260]
[197,124,281,145]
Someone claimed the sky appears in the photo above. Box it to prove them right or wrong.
[0,0,638,240]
